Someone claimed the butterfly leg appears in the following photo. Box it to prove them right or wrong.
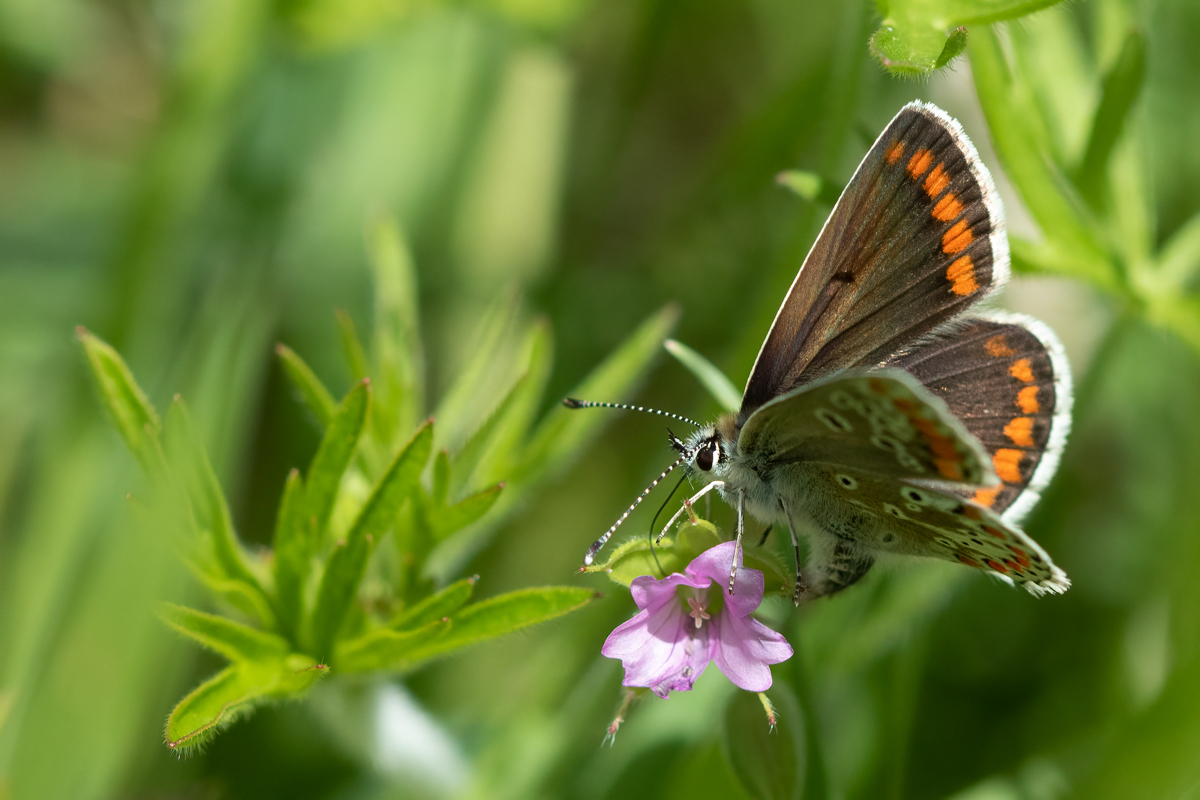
[728,490,745,595]
[780,505,806,606]
[656,481,726,544]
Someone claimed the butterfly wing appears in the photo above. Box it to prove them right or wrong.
[742,102,1009,415]
[885,313,1073,522]
[737,368,995,484]
[801,462,1069,595]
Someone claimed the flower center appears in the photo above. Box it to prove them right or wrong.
[686,592,711,629]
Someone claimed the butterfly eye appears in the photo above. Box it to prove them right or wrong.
[695,443,719,471]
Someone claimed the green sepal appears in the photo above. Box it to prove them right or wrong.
[272,469,309,640]
[277,343,338,429]
[664,339,741,413]
[308,421,433,657]
[77,328,164,475]
[164,656,328,752]
[392,576,478,631]
[306,379,370,550]
[334,586,597,673]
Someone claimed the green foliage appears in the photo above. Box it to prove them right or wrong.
[665,339,742,413]
[870,0,1064,75]
[721,686,805,800]
[74,224,669,751]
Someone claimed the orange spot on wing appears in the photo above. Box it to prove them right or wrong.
[1009,359,1034,383]
[972,486,1001,507]
[1017,385,1040,413]
[934,459,964,481]
[963,505,983,521]
[1010,546,1031,568]
[985,335,1015,357]
[885,140,905,164]
[957,554,981,568]
[1004,559,1024,575]
[942,220,973,254]
[932,192,963,221]
[986,559,1008,574]
[1004,416,1034,447]
[983,525,1007,540]
[907,149,933,178]
[993,449,1023,483]
[924,164,950,198]
[946,255,978,295]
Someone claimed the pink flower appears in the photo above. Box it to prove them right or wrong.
[602,542,793,698]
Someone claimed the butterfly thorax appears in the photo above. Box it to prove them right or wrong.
[682,413,797,528]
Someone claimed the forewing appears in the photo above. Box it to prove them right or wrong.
[742,102,1008,415]
[803,462,1069,596]
[886,313,1072,522]
[737,369,993,484]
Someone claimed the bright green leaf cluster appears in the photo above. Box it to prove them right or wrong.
[869,0,1065,75]
[80,217,675,752]
[972,20,1200,353]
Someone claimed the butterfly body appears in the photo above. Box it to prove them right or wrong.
[579,101,1072,604]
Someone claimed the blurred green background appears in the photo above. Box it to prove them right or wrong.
[3,0,1200,797]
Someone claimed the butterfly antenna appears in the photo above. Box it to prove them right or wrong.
[648,471,690,573]
[584,454,690,566]
[563,398,702,429]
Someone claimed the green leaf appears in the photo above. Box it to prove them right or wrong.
[334,308,371,382]
[164,398,269,613]
[272,469,308,640]
[664,338,741,413]
[159,603,290,662]
[1157,211,1200,290]
[870,0,1065,75]
[334,618,452,673]
[432,449,450,507]
[77,328,163,474]
[466,317,554,488]
[522,304,678,481]
[164,656,328,751]
[393,576,478,631]
[1076,29,1146,207]
[336,586,597,673]
[583,535,682,586]
[970,26,1115,290]
[193,569,280,628]
[369,216,425,442]
[775,170,823,202]
[306,379,370,550]
[308,421,433,657]
[276,343,338,429]
[721,684,805,800]
[430,483,504,542]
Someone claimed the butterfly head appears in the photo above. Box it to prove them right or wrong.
[674,413,739,477]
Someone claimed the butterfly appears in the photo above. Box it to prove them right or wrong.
[567,101,1072,605]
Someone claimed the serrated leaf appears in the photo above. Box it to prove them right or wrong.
[165,397,269,615]
[721,684,805,800]
[369,217,425,442]
[393,576,477,631]
[522,305,678,482]
[277,343,338,429]
[77,328,164,474]
[165,656,328,751]
[308,421,433,657]
[1076,29,1145,207]
[665,339,741,413]
[306,380,370,550]
[159,603,290,662]
[338,586,597,673]
[430,483,503,542]
[272,469,308,640]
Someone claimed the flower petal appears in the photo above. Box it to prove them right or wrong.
[710,611,793,692]
[630,572,706,610]
[685,541,764,617]
[603,599,713,696]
